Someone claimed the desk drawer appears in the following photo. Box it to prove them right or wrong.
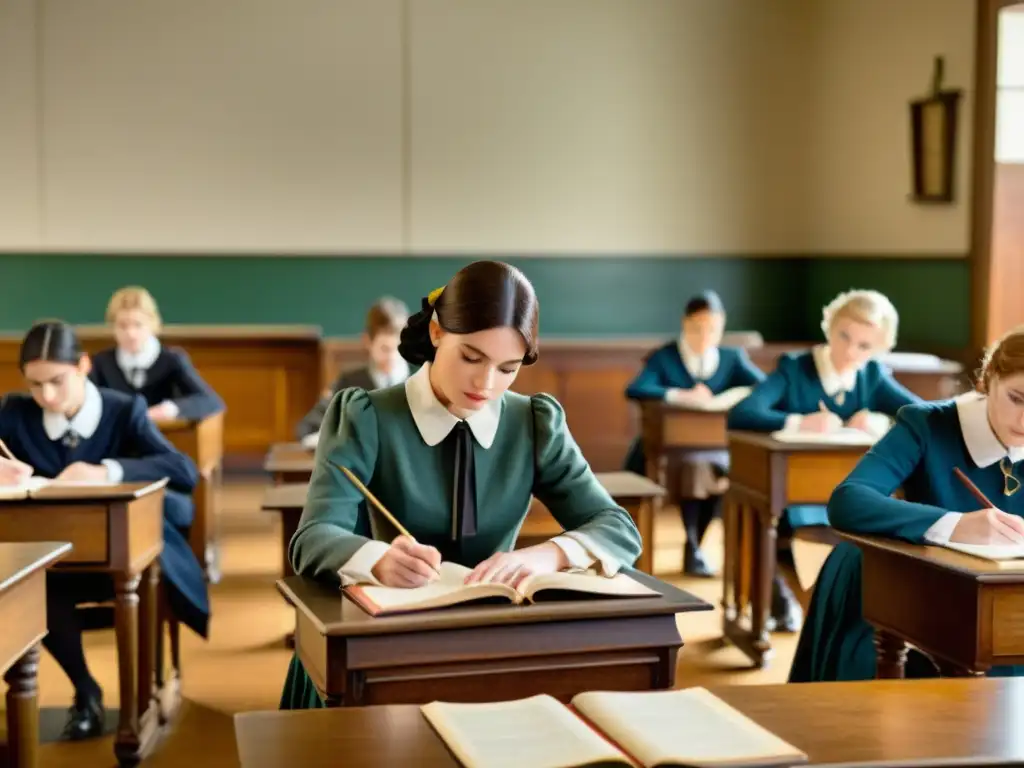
[0,506,108,563]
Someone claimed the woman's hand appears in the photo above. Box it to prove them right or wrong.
[800,402,842,433]
[950,509,1024,546]
[370,535,442,588]
[846,409,873,433]
[0,457,33,487]
[688,383,713,401]
[147,402,177,422]
[464,542,569,588]
[55,462,110,483]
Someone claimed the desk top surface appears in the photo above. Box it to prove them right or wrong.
[278,569,709,637]
[727,430,874,453]
[235,677,1021,768]
[0,541,72,594]
[842,532,1024,581]
[0,478,168,503]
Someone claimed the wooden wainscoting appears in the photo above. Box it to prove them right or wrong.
[0,325,322,456]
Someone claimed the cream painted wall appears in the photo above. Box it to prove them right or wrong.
[996,6,1024,163]
[808,0,976,255]
[0,0,40,248]
[0,0,979,254]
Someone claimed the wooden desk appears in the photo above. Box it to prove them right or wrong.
[0,481,169,768]
[158,413,225,583]
[263,471,667,579]
[518,471,666,574]
[263,442,314,485]
[0,542,72,768]
[235,678,1024,768]
[722,432,868,668]
[843,533,1024,678]
[278,571,709,708]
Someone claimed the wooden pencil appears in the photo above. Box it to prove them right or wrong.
[954,467,997,510]
[0,438,16,462]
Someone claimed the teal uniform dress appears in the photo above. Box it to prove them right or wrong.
[726,349,920,530]
[623,343,765,474]
[790,396,1024,681]
[279,364,644,709]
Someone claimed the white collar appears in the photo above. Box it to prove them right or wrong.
[678,338,720,380]
[370,357,410,389]
[116,335,161,372]
[404,363,501,449]
[956,391,1024,467]
[43,379,103,441]
[812,344,858,397]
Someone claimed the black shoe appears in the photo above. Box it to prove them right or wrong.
[683,542,715,578]
[63,692,105,741]
[770,575,802,633]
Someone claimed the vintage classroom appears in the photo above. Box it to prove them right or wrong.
[2,1,1024,766]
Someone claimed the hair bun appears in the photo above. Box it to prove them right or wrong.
[398,302,436,365]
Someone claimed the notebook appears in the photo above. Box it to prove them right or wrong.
[676,387,752,413]
[937,541,1024,570]
[421,687,808,768]
[345,561,658,617]
[0,476,122,501]
[769,428,875,446]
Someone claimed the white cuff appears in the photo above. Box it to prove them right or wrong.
[664,388,689,406]
[923,512,962,545]
[336,540,391,586]
[862,411,893,439]
[101,459,124,484]
[300,431,320,450]
[554,531,621,577]
[783,413,803,433]
[160,400,180,419]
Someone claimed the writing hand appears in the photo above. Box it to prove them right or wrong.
[950,509,1024,546]
[147,402,177,422]
[55,462,110,483]
[799,402,841,433]
[0,456,33,487]
[370,535,442,588]
[846,409,872,433]
[689,383,713,401]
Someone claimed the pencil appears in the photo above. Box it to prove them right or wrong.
[328,460,411,536]
[0,438,16,462]
[954,467,997,510]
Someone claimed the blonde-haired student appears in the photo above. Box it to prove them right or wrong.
[90,286,224,422]
[790,327,1024,682]
[296,296,411,449]
[727,289,920,631]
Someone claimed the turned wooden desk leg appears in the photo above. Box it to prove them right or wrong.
[628,501,655,575]
[4,644,40,768]
[748,509,776,667]
[874,629,908,679]
[721,496,737,621]
[282,509,301,648]
[137,565,158,727]
[114,574,142,768]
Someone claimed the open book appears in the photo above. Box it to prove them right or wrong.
[345,561,658,617]
[422,687,808,768]
[672,387,752,413]
[937,540,1024,570]
[0,476,122,501]
[769,427,875,446]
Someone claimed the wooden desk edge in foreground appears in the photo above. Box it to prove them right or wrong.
[276,569,711,637]
[839,531,1024,580]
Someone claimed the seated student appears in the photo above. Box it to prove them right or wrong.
[90,286,225,422]
[790,326,1024,682]
[295,296,410,449]
[726,289,920,632]
[624,290,765,576]
[279,260,643,709]
[0,321,210,740]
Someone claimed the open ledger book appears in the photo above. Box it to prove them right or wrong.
[422,687,808,768]
[937,540,1024,569]
[769,427,875,446]
[345,561,658,617]
[0,476,122,501]
[673,387,751,413]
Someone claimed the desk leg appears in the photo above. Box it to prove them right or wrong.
[747,510,776,667]
[281,509,301,648]
[874,630,908,679]
[114,574,142,768]
[628,501,655,575]
[721,496,737,621]
[4,644,39,768]
[137,565,158,730]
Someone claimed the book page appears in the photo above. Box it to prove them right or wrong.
[685,387,753,413]
[422,694,630,768]
[572,687,807,768]
[0,476,48,500]
[352,561,519,613]
[522,570,659,601]
[769,427,875,446]
[941,541,1024,562]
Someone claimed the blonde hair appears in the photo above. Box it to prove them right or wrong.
[978,326,1024,393]
[365,296,409,340]
[820,289,898,352]
[105,286,162,332]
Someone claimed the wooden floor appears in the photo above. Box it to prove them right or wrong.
[1,477,832,767]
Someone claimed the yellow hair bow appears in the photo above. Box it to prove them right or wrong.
[427,286,445,306]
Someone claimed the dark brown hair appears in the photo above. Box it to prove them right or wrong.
[684,290,725,318]
[365,296,409,340]
[399,260,539,366]
[19,320,84,370]
[978,325,1024,393]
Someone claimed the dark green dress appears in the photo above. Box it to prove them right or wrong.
[280,371,644,708]
[789,396,1024,681]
